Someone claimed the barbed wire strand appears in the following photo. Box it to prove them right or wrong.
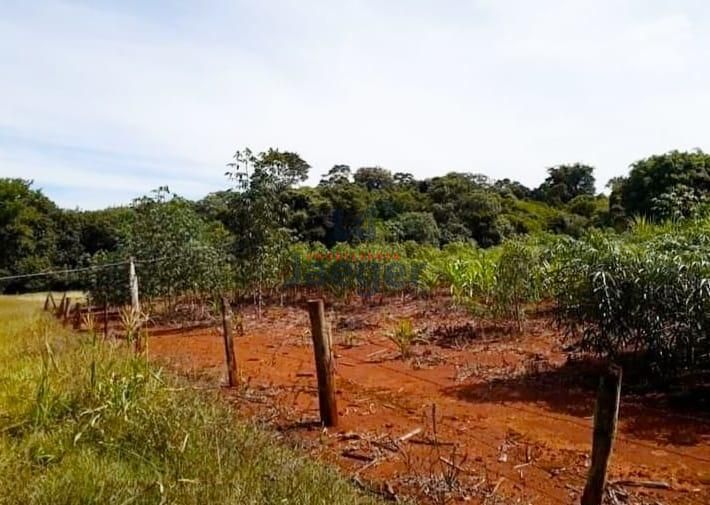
[0,260,130,282]
[268,343,706,504]
[355,338,710,465]
[262,344,575,504]
[0,252,190,283]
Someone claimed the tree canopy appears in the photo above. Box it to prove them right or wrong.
[613,150,710,220]
[3,148,705,294]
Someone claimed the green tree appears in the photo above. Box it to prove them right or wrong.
[535,163,596,205]
[494,178,532,199]
[0,179,58,292]
[389,212,440,244]
[393,172,416,187]
[110,187,231,311]
[227,148,311,315]
[353,166,394,191]
[614,150,710,220]
[319,164,352,186]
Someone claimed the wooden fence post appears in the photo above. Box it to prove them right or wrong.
[307,299,338,428]
[61,297,72,324]
[56,292,67,318]
[220,295,238,387]
[103,302,109,339]
[581,365,623,505]
[72,303,82,330]
[129,257,140,315]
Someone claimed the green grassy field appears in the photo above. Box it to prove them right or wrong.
[0,296,380,505]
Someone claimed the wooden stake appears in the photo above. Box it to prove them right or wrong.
[307,299,338,427]
[57,292,67,318]
[62,297,72,323]
[220,295,238,387]
[581,365,622,505]
[72,302,82,330]
[129,257,140,315]
[103,301,109,339]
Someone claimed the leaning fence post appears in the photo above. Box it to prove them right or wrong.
[129,257,140,315]
[220,295,238,387]
[581,365,623,505]
[56,292,67,318]
[103,301,109,339]
[62,297,72,323]
[307,299,338,428]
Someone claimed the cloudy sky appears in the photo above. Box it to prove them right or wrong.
[1,0,708,209]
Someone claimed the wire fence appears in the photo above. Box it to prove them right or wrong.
[26,257,710,505]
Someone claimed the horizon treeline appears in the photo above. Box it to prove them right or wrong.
[1,148,709,293]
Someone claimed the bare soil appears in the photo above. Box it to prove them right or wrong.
[147,297,710,505]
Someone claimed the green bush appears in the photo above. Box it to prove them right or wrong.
[551,220,710,378]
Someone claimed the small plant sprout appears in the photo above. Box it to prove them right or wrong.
[119,306,149,353]
[82,311,97,343]
[388,318,416,359]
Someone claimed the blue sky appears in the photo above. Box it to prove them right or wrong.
[1,0,709,209]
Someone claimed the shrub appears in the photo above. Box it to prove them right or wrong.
[551,223,710,378]
[490,240,543,332]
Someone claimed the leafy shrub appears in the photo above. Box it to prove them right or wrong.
[490,240,543,331]
[552,222,710,378]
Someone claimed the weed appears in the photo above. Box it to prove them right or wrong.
[388,318,417,359]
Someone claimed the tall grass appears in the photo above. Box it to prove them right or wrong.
[0,296,380,505]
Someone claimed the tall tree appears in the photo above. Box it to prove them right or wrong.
[535,163,596,205]
[614,150,710,220]
[319,164,352,186]
[0,179,58,292]
[353,166,394,191]
[227,148,311,315]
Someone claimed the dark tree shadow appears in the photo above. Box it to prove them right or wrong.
[443,357,710,447]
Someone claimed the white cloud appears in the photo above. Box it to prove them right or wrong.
[0,0,708,208]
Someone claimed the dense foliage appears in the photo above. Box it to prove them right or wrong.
[612,150,710,221]
[551,218,710,378]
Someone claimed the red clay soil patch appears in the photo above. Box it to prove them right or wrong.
[148,298,710,505]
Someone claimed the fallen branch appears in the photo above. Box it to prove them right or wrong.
[354,457,382,475]
[365,349,388,359]
[610,479,671,490]
[439,456,473,475]
[397,427,423,443]
[342,450,375,463]
[408,437,455,447]
[488,477,505,497]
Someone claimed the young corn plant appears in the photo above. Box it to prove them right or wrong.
[490,240,543,333]
[119,307,149,353]
[387,318,417,359]
[417,264,441,298]
[82,311,97,344]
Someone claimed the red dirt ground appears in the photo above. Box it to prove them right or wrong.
[147,298,710,505]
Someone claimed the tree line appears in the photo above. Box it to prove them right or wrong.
[1,148,708,294]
